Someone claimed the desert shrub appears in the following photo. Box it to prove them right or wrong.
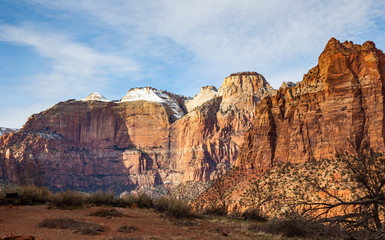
[117,196,134,208]
[88,190,116,206]
[48,190,86,209]
[18,185,51,205]
[0,191,5,205]
[118,225,138,233]
[38,217,105,235]
[136,193,153,208]
[0,185,51,205]
[241,208,268,221]
[152,197,170,212]
[90,208,125,218]
[119,193,153,208]
[253,217,340,239]
[153,197,192,218]
[104,237,143,240]
[165,199,191,218]
[201,205,227,216]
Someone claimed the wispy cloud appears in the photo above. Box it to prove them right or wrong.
[0,24,139,99]
[1,0,384,128]
[29,0,383,86]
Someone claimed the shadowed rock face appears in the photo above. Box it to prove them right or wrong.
[236,38,385,171]
[0,73,274,191]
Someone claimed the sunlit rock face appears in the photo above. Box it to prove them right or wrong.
[236,39,385,171]
[192,38,385,213]
[0,73,274,191]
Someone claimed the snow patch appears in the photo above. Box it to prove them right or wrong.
[0,127,18,136]
[185,86,218,112]
[82,92,110,101]
[121,88,166,103]
[37,132,62,141]
[120,87,185,120]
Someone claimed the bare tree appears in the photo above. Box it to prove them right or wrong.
[300,149,385,238]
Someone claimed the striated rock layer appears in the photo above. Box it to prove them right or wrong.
[236,38,385,171]
[193,38,385,213]
[0,73,274,191]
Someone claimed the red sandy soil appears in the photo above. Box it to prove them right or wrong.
[0,205,264,240]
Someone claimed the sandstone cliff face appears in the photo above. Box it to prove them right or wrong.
[185,86,217,112]
[192,38,385,214]
[0,73,273,191]
[171,73,274,182]
[236,38,385,171]
[0,127,17,137]
[0,100,171,190]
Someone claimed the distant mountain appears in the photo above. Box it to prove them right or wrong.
[0,72,274,192]
[0,127,18,136]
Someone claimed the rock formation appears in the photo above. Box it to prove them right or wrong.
[185,86,217,112]
[83,92,108,101]
[0,128,17,137]
[0,73,274,191]
[193,38,385,213]
[236,38,385,171]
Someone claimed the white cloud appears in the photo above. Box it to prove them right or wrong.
[0,24,139,99]
[1,0,384,127]
[29,0,382,87]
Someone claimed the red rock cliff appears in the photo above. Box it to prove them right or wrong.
[236,38,385,171]
[0,75,274,191]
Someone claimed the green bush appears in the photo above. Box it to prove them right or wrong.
[88,190,116,206]
[48,190,87,209]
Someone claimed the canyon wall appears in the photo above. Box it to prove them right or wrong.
[236,38,385,171]
[193,38,385,213]
[0,74,274,191]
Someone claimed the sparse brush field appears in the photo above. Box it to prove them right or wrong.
[0,185,324,240]
[0,205,295,240]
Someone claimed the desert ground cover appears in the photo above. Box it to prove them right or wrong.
[0,205,283,240]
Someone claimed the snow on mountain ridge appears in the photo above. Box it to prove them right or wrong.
[185,86,218,112]
[120,88,167,103]
[120,87,186,121]
[82,92,109,101]
[0,127,18,136]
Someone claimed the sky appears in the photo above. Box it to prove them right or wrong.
[1,0,385,128]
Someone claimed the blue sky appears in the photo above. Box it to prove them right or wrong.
[1,0,385,128]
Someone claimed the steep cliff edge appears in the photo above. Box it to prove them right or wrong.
[0,73,274,191]
[236,38,385,171]
[193,38,385,213]
[171,72,275,182]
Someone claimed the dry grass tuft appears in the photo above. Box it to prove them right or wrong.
[117,225,138,233]
[38,217,105,235]
[90,208,125,218]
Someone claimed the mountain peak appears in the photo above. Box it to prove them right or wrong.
[83,92,108,101]
[185,85,218,112]
[120,87,186,121]
[218,71,274,100]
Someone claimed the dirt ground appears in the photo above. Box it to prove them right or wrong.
[0,205,267,240]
